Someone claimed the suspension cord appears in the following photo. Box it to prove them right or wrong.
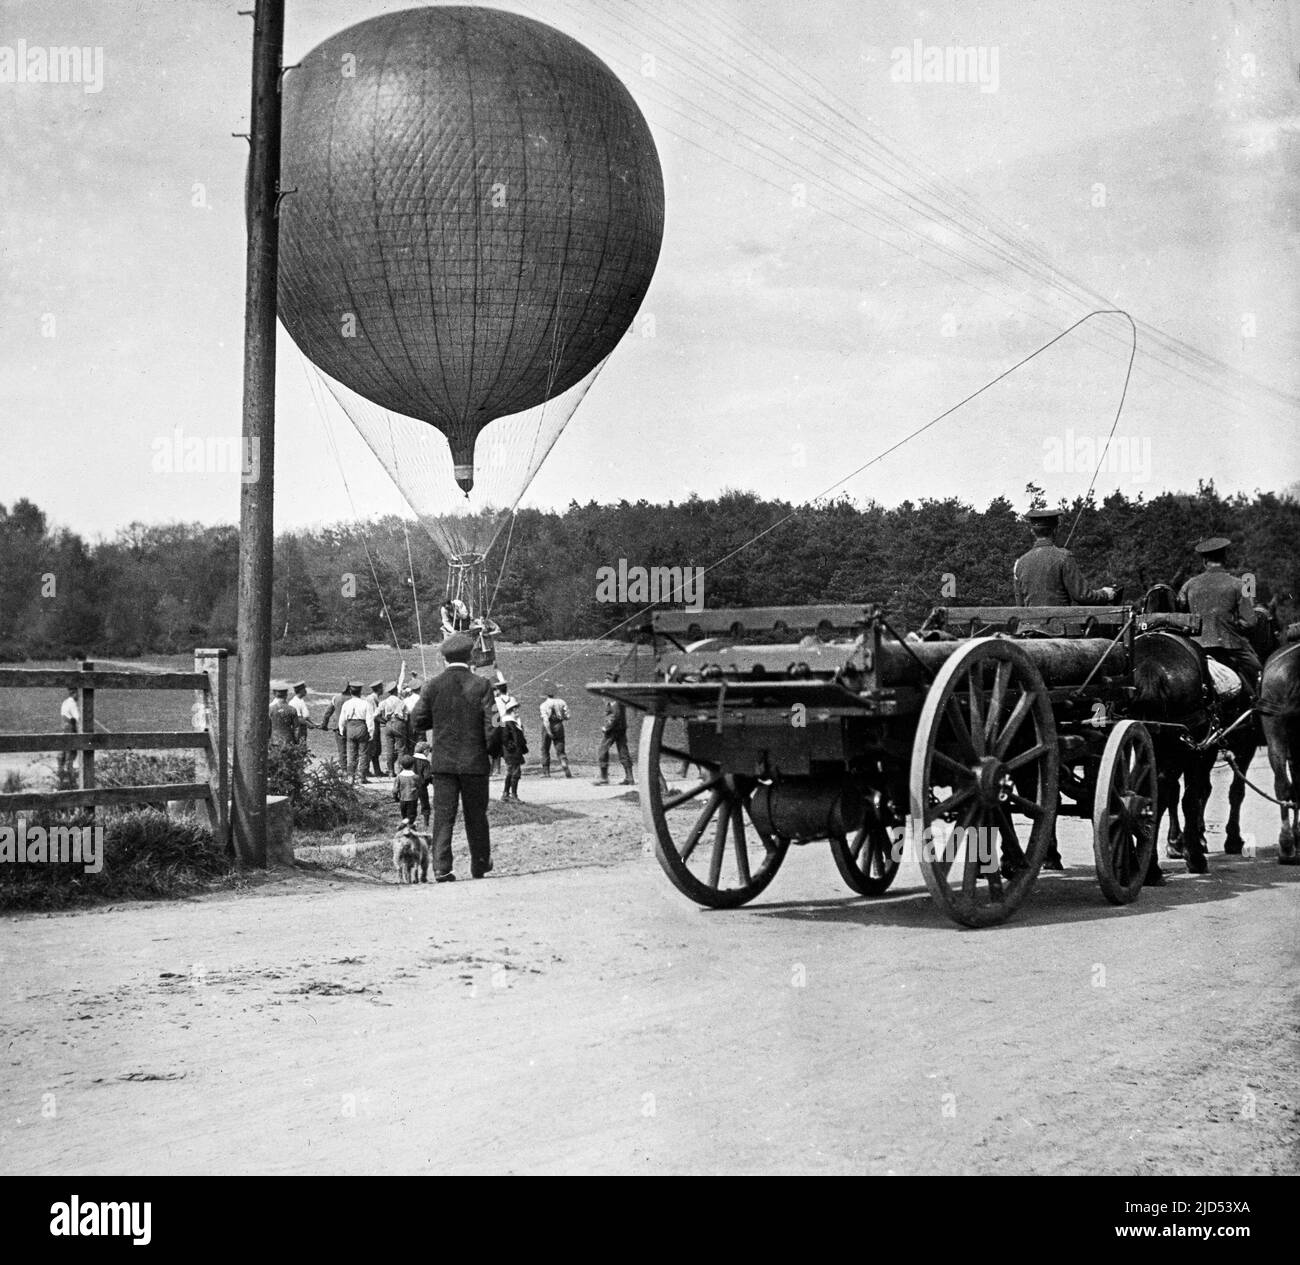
[400,516,428,677]
[303,356,404,654]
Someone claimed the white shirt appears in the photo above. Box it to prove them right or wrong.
[61,697,80,724]
[289,696,310,720]
[338,696,374,735]
[540,698,569,726]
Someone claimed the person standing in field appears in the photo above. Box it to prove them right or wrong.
[364,679,385,782]
[318,680,350,765]
[57,686,79,780]
[539,682,572,778]
[594,670,633,785]
[289,680,314,745]
[268,681,298,748]
[409,633,496,881]
[500,700,528,801]
[379,682,407,775]
[338,681,373,785]
[392,753,422,829]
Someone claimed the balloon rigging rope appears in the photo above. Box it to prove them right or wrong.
[1062,312,1137,548]
[518,0,1297,430]
[382,411,429,674]
[302,354,405,655]
[515,309,1136,691]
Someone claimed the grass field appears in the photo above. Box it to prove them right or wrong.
[0,639,657,774]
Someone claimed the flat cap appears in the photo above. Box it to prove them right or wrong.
[1025,508,1061,523]
[347,680,365,691]
[269,679,291,693]
[368,679,384,692]
[292,680,307,691]
[441,633,474,663]
[1195,536,1232,554]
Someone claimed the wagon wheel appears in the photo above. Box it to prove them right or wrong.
[1092,720,1157,905]
[638,714,789,908]
[828,801,900,896]
[910,638,1058,928]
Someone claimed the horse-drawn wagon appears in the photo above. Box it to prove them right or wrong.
[589,604,1162,927]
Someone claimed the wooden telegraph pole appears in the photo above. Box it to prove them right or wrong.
[231,0,286,866]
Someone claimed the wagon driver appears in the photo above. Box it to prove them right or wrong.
[1013,508,1117,607]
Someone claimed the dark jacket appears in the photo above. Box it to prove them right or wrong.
[1013,539,1107,606]
[1179,566,1257,653]
[410,665,495,775]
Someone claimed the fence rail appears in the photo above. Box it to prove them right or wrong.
[0,650,230,849]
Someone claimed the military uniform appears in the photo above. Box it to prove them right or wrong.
[1178,544,1260,691]
[539,689,572,777]
[319,684,350,764]
[267,684,298,748]
[1013,538,1110,606]
[595,675,633,784]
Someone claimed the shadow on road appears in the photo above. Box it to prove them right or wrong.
[734,853,1300,931]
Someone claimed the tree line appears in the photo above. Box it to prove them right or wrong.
[2,481,1297,661]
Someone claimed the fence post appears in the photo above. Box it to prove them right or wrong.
[195,649,230,852]
[79,661,96,824]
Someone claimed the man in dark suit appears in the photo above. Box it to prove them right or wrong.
[409,633,496,881]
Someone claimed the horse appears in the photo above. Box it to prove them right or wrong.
[1137,582,1278,859]
[1259,641,1300,864]
[1129,628,1259,873]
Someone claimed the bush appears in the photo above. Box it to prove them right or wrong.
[1,770,25,795]
[97,750,197,789]
[266,741,310,802]
[295,759,360,830]
[0,808,233,911]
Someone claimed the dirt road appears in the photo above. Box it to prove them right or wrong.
[2,768,1297,1175]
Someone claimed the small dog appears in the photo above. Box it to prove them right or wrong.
[393,828,430,884]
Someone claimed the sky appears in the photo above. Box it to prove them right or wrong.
[2,0,1298,543]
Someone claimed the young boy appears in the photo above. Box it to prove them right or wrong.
[500,701,528,801]
[411,740,433,831]
[392,753,422,828]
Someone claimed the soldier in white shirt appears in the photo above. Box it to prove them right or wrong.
[338,682,374,784]
[289,680,313,745]
[58,687,80,779]
[539,682,572,778]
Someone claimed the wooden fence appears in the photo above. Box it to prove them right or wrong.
[0,649,230,849]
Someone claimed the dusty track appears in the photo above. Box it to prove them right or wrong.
[2,769,1297,1175]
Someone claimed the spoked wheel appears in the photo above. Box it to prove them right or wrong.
[829,800,901,896]
[638,714,789,908]
[1092,720,1158,904]
[910,638,1059,928]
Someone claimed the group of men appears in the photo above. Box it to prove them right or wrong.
[1013,507,1264,693]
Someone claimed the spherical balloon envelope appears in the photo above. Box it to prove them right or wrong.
[279,2,665,541]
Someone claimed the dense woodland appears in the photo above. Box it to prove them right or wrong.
[1,482,1297,661]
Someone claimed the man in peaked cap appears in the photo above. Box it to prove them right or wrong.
[1013,508,1116,607]
[338,681,373,784]
[267,681,298,748]
[289,680,314,745]
[363,679,385,781]
[594,670,634,786]
[319,680,351,765]
[1178,536,1261,695]
[410,632,496,880]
